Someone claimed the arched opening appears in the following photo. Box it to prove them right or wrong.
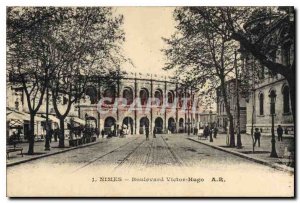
[154,117,164,134]
[167,91,174,104]
[168,117,176,133]
[104,117,116,135]
[103,87,116,105]
[178,92,185,107]
[139,116,149,134]
[85,86,98,104]
[283,85,290,113]
[122,117,133,135]
[139,88,149,106]
[259,93,264,115]
[154,89,163,106]
[186,93,192,107]
[123,87,133,105]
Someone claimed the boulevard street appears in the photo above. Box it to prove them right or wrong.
[7,134,294,197]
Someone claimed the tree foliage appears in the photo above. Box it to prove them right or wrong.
[163,7,240,146]
[7,7,126,151]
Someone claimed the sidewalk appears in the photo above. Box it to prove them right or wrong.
[6,134,142,166]
[188,133,294,173]
[6,138,102,166]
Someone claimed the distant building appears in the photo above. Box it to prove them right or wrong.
[78,73,201,135]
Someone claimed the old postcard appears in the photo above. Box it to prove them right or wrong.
[6,6,295,197]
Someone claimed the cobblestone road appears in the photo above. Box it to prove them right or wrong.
[7,134,294,197]
[7,134,294,173]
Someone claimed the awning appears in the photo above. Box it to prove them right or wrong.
[72,117,86,125]
[41,114,60,123]
[7,111,30,121]
[66,117,86,126]
[49,115,60,123]
[7,110,45,125]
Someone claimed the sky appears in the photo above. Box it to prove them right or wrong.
[116,7,177,76]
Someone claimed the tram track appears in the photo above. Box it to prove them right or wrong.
[144,138,154,166]
[72,137,141,173]
[161,135,184,166]
[113,139,146,170]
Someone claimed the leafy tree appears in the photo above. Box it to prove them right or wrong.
[163,7,239,147]
[199,7,295,122]
[7,7,67,154]
[46,7,125,148]
[7,7,126,151]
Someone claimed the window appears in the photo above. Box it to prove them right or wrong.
[154,89,163,106]
[85,86,98,104]
[140,88,149,105]
[123,87,133,105]
[167,91,174,104]
[259,93,264,115]
[103,88,116,105]
[283,85,290,113]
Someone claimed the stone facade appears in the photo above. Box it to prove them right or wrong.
[77,73,203,135]
[245,71,294,136]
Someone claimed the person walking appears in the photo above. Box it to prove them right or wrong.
[254,128,261,147]
[277,125,283,141]
[53,128,58,142]
[101,129,105,138]
[152,126,156,138]
[49,128,53,143]
[213,126,218,138]
[145,125,149,140]
[204,125,209,139]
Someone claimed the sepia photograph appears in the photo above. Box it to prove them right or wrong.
[5,4,295,197]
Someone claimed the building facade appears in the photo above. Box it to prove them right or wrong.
[77,72,203,135]
[241,8,294,136]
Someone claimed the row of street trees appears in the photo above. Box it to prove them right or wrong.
[163,7,294,148]
[7,7,126,154]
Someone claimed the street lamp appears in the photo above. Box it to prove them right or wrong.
[269,90,278,158]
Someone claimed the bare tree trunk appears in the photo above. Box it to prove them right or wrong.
[235,51,242,149]
[228,115,235,147]
[220,77,235,147]
[59,118,65,148]
[28,113,35,155]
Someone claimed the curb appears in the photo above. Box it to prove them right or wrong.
[6,140,102,167]
[187,137,294,173]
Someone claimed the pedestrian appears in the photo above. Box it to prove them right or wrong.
[204,125,209,139]
[49,128,53,143]
[277,125,283,141]
[145,125,149,140]
[53,128,58,142]
[10,130,18,147]
[254,128,261,147]
[101,129,105,138]
[213,126,218,138]
[96,128,100,138]
[153,126,156,138]
[284,127,289,135]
